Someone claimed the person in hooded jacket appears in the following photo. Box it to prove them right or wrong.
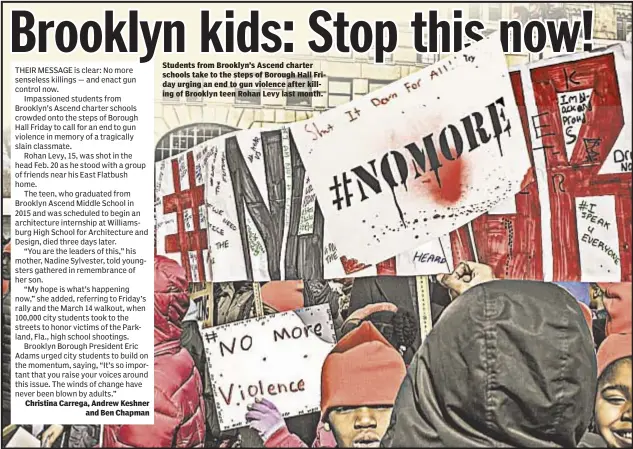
[180,293,221,447]
[381,279,597,448]
[102,256,205,448]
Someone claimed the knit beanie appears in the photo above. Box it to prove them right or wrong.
[597,282,632,336]
[597,333,632,378]
[260,280,304,313]
[319,321,406,421]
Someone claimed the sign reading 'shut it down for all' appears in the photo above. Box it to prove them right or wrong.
[291,35,530,268]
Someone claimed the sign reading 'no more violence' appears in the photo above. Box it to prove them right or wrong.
[202,304,337,431]
[291,36,530,268]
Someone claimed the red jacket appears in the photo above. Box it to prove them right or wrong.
[103,256,206,448]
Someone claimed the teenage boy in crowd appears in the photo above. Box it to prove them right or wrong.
[245,321,407,448]
[244,301,419,448]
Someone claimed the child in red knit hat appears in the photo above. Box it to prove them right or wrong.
[245,322,406,448]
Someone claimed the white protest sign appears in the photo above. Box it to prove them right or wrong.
[202,304,337,431]
[291,35,530,268]
[575,196,621,282]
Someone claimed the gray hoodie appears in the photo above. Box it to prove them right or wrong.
[382,280,597,447]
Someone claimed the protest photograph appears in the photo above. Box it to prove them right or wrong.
[1,2,632,448]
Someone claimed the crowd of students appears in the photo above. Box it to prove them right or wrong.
[238,263,631,449]
[1,255,630,448]
[103,258,629,448]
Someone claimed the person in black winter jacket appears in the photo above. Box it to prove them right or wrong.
[381,280,597,448]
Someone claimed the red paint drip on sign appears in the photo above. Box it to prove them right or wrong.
[409,151,469,207]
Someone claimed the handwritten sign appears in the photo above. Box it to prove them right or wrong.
[575,196,621,282]
[599,44,632,175]
[557,88,593,161]
[290,35,530,268]
[154,147,211,282]
[202,304,337,431]
[155,43,630,283]
[395,235,453,275]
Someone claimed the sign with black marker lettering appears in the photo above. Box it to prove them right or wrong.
[201,304,336,431]
[290,35,530,267]
[575,196,621,282]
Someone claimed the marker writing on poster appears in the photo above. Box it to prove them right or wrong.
[612,149,631,172]
[201,305,335,425]
[577,200,620,266]
[218,379,306,406]
[206,322,325,357]
[557,88,593,159]
[412,251,446,265]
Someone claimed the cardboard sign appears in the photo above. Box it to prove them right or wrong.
[291,36,530,267]
[202,304,336,431]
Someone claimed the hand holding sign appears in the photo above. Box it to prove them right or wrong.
[246,398,287,443]
[202,304,337,431]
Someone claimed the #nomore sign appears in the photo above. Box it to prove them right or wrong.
[291,36,530,267]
